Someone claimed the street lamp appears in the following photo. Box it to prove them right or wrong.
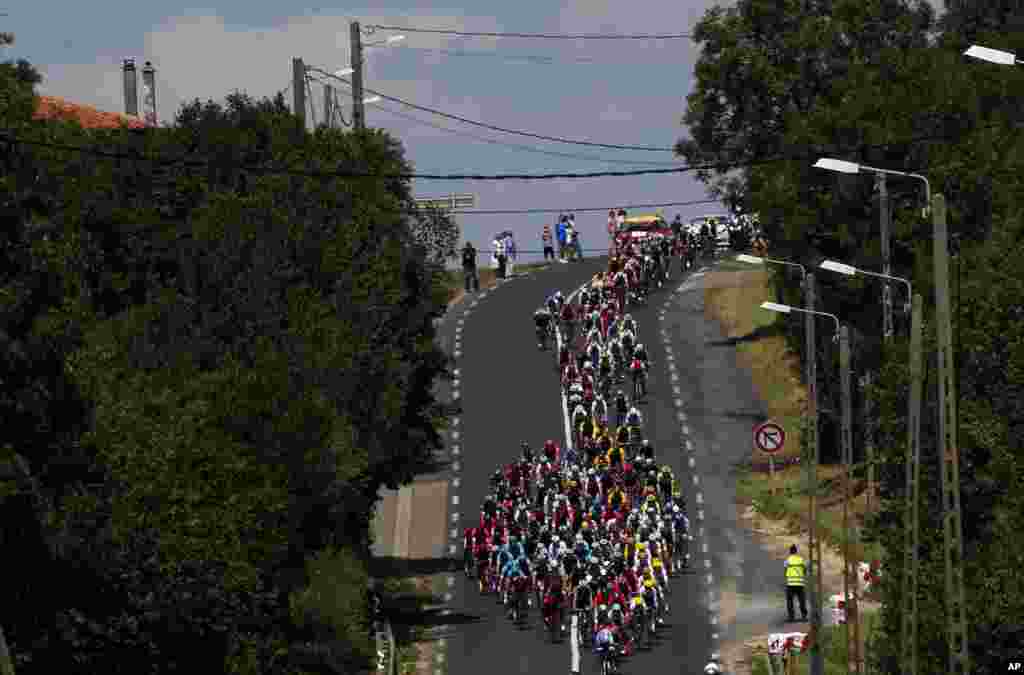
[963,44,1019,66]
[814,158,932,218]
[761,301,862,675]
[820,260,913,314]
[334,36,404,77]
[736,254,807,280]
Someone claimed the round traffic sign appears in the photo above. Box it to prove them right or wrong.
[754,421,786,454]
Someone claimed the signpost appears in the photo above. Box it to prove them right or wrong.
[415,193,476,211]
[755,421,786,486]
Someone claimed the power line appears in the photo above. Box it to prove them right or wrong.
[306,65,675,152]
[1,117,1011,181]
[306,74,682,167]
[366,24,692,39]
[393,44,604,65]
[432,198,724,215]
[390,44,682,66]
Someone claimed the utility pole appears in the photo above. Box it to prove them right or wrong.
[350,21,366,131]
[933,194,969,675]
[804,273,824,675]
[901,293,924,675]
[861,372,874,524]
[292,57,306,128]
[323,82,333,128]
[878,173,894,340]
[839,326,861,674]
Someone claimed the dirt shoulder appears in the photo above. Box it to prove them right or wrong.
[701,267,880,675]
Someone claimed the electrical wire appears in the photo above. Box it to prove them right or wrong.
[305,65,674,152]
[424,198,723,215]
[1,118,1012,181]
[305,73,682,167]
[390,44,604,65]
[366,25,693,39]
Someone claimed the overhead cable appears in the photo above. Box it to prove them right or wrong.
[426,198,724,215]
[306,66,675,152]
[2,118,1012,181]
[366,25,693,39]
[305,77,683,167]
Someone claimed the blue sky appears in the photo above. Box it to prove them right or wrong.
[5,1,944,263]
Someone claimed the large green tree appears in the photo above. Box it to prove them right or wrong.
[1,47,454,673]
[681,1,1024,671]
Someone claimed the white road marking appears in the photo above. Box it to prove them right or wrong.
[698,509,705,520]
[693,474,700,485]
[453,368,461,376]
[676,411,687,422]
[452,495,460,505]
[672,385,681,395]
[452,461,461,472]
[703,542,709,554]
[453,379,460,388]
[452,444,460,456]
[682,425,690,435]
[670,372,679,383]
[689,457,696,468]
[448,544,456,555]
[685,440,694,451]
[450,528,457,539]
[447,576,455,587]
[454,350,462,359]
[452,477,461,488]
[451,431,460,441]
[451,513,459,523]
[443,593,453,603]
[696,493,704,505]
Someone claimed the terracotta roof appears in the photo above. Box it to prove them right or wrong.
[33,95,148,130]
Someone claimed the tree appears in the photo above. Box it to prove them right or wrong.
[1,63,451,673]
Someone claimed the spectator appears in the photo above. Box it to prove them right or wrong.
[556,216,568,262]
[607,210,617,254]
[616,208,626,231]
[461,241,479,293]
[504,232,516,277]
[542,224,555,261]
[492,235,504,278]
[566,221,581,261]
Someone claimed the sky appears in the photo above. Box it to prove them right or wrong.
[6,1,946,264]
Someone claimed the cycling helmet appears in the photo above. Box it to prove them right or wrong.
[642,440,651,447]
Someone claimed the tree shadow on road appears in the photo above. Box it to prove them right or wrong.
[369,555,458,578]
[705,323,784,347]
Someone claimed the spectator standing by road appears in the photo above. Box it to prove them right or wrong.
[565,221,577,261]
[607,210,617,254]
[493,235,506,279]
[462,241,479,292]
[784,544,808,622]
[504,232,516,277]
[556,216,568,263]
[542,224,555,261]
[616,208,626,231]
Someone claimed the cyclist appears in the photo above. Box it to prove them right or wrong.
[629,354,647,399]
[625,404,643,429]
[559,299,577,346]
[657,465,674,501]
[534,305,553,349]
[633,342,650,369]
[621,313,637,336]
[613,391,629,428]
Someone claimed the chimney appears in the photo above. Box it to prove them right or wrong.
[140,60,157,127]
[123,58,138,117]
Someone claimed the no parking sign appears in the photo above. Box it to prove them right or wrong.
[754,420,786,482]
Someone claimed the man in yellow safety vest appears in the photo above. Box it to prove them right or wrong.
[784,544,808,622]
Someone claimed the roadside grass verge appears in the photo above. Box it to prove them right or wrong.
[441,261,555,304]
[704,267,882,564]
[750,607,882,675]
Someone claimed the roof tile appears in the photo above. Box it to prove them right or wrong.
[33,95,148,130]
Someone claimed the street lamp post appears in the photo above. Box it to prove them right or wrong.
[740,254,823,675]
[819,259,914,525]
[758,300,838,675]
[964,44,1020,65]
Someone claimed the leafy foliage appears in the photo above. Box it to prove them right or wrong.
[0,42,452,674]
[681,1,1024,670]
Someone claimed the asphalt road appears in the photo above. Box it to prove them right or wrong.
[440,257,718,675]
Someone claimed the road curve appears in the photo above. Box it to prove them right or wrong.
[442,258,715,675]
